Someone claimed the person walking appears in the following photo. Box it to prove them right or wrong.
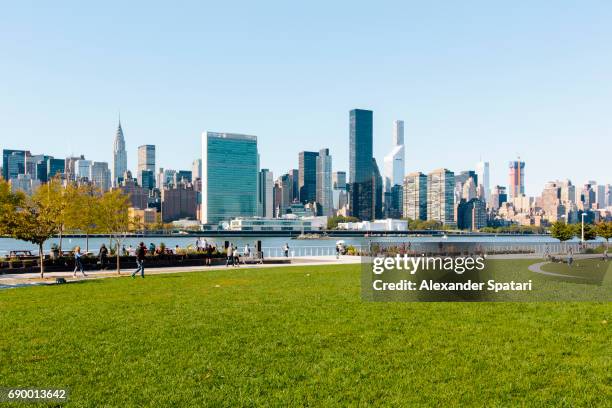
[149,242,156,254]
[233,246,240,266]
[131,242,147,279]
[226,244,234,267]
[283,243,290,257]
[99,244,108,270]
[73,246,86,277]
[335,244,340,259]
[244,243,251,259]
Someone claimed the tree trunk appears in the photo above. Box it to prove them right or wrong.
[39,242,45,278]
[59,228,63,252]
[116,244,121,275]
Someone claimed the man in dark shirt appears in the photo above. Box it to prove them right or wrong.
[131,242,147,279]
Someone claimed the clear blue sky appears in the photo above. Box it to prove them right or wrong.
[1,1,610,196]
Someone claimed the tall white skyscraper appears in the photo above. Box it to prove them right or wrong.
[192,159,202,180]
[383,120,405,191]
[476,161,490,201]
[316,148,333,217]
[112,117,127,187]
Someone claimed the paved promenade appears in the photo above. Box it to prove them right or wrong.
[0,256,362,289]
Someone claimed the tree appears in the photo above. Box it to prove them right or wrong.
[64,184,101,252]
[11,179,66,278]
[0,178,24,237]
[327,215,359,229]
[574,223,597,241]
[550,221,574,245]
[96,189,131,274]
[595,221,612,249]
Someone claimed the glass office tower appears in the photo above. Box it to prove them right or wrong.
[201,132,258,224]
[349,109,375,220]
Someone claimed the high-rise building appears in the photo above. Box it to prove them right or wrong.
[139,170,155,190]
[75,159,92,179]
[174,170,192,186]
[427,168,455,226]
[348,109,375,220]
[457,198,487,231]
[403,172,427,221]
[508,158,525,199]
[383,120,405,191]
[6,151,27,180]
[192,159,202,180]
[541,181,565,222]
[279,173,294,214]
[137,145,155,188]
[559,179,575,204]
[476,161,490,201]
[201,131,258,224]
[112,118,128,187]
[89,162,111,192]
[161,185,198,222]
[64,155,84,181]
[316,148,333,216]
[489,185,508,210]
[2,149,29,180]
[258,169,274,218]
[298,151,318,204]
[594,184,606,209]
[47,158,65,180]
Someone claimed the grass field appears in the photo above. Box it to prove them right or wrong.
[1,261,611,406]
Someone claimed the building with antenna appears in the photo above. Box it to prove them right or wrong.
[112,115,127,187]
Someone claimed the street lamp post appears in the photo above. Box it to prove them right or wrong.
[581,213,587,243]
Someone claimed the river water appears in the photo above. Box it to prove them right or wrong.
[0,235,601,256]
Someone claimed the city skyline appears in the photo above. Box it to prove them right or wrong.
[1,2,610,196]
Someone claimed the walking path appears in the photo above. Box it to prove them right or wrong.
[0,256,362,290]
[527,254,605,280]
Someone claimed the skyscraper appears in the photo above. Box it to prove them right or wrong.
[298,151,318,204]
[112,118,128,187]
[201,131,258,224]
[508,158,525,199]
[427,168,455,226]
[383,120,405,191]
[403,172,427,221]
[316,148,333,216]
[2,149,28,180]
[476,161,490,200]
[349,109,375,220]
[90,161,111,191]
[258,169,274,218]
[192,159,202,180]
[137,145,155,188]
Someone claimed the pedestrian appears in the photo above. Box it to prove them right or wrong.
[73,246,86,277]
[283,243,290,257]
[335,244,340,259]
[99,243,108,270]
[175,244,180,254]
[131,242,147,279]
[244,243,251,259]
[233,247,240,266]
[226,244,234,266]
[149,242,155,254]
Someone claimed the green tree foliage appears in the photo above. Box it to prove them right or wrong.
[404,218,443,230]
[595,221,612,248]
[96,189,131,274]
[0,178,24,236]
[573,223,597,241]
[327,216,359,229]
[550,221,574,242]
[11,179,66,277]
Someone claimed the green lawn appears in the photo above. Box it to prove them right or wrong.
[1,262,611,407]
